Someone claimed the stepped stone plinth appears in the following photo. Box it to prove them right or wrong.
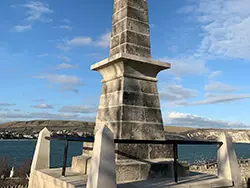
[72,0,177,182]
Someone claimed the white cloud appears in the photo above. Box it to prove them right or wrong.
[205,81,238,93]
[67,37,92,46]
[208,71,222,79]
[162,56,209,77]
[32,103,53,109]
[174,93,250,106]
[57,55,71,62]
[12,25,32,32]
[165,111,249,129]
[55,63,76,70]
[95,31,111,48]
[57,37,92,51]
[62,18,71,23]
[160,83,197,101]
[180,0,250,60]
[59,105,97,113]
[34,74,84,93]
[59,25,72,30]
[0,103,16,107]
[38,53,48,57]
[0,108,10,112]
[23,1,53,23]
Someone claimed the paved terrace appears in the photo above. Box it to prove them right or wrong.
[33,168,233,188]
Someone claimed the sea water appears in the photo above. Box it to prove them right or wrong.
[0,140,250,167]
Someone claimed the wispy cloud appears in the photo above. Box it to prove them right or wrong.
[174,93,250,106]
[165,111,249,129]
[59,25,72,30]
[57,37,92,51]
[160,83,197,101]
[62,18,71,24]
[179,0,250,60]
[67,37,92,46]
[11,25,32,32]
[0,103,16,107]
[162,56,209,77]
[54,63,77,70]
[208,71,222,79]
[38,53,49,57]
[95,31,111,48]
[23,1,53,23]
[57,55,71,62]
[57,31,111,51]
[34,74,84,93]
[32,103,53,109]
[59,105,97,113]
[205,81,239,93]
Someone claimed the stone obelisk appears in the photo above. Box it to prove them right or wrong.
[72,0,174,182]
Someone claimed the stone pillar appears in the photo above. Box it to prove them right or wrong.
[73,0,175,182]
[86,125,116,188]
[217,132,242,187]
[28,127,50,188]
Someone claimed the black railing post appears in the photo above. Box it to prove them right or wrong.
[173,143,178,183]
[62,140,69,176]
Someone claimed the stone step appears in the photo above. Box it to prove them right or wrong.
[118,174,233,188]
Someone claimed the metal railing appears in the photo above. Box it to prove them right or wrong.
[45,135,222,183]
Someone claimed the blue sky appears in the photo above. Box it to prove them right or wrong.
[0,0,250,129]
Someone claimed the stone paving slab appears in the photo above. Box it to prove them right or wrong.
[118,174,233,188]
[35,168,233,188]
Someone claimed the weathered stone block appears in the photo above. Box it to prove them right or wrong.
[112,8,127,24]
[120,31,150,48]
[127,6,148,23]
[123,90,143,106]
[101,78,122,94]
[110,35,120,49]
[120,122,148,139]
[114,0,147,13]
[144,108,163,123]
[117,144,148,159]
[96,106,122,122]
[125,43,151,58]
[142,93,160,108]
[140,80,158,94]
[111,19,127,36]
[116,162,140,182]
[122,105,144,121]
[120,122,165,140]
[123,77,141,92]
[149,162,174,178]
[99,91,122,108]
[127,18,150,35]
[149,144,173,159]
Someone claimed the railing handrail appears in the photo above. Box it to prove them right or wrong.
[45,135,223,145]
[45,134,223,183]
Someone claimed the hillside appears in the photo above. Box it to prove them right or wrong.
[0,120,95,135]
[0,121,250,143]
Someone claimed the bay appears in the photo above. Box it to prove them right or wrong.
[0,140,250,168]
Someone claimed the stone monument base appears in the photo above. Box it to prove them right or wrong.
[71,156,189,183]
